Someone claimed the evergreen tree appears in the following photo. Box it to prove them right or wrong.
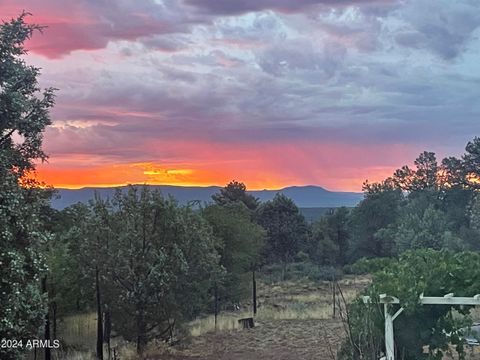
[257,193,308,265]
[349,183,403,260]
[308,207,350,265]
[80,187,220,354]
[0,13,55,360]
[203,203,265,303]
[463,137,480,189]
[212,180,259,211]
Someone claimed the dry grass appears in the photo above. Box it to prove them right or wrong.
[59,312,97,349]
[166,276,370,360]
[52,350,95,360]
[188,275,363,338]
[23,313,98,360]
[189,311,250,337]
[46,313,142,360]
[44,275,368,359]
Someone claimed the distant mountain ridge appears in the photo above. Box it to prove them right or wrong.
[51,185,363,210]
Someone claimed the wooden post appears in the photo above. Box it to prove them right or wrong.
[252,269,257,316]
[95,267,104,360]
[42,277,51,360]
[384,304,394,360]
[238,317,254,329]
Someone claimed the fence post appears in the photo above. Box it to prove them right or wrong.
[384,304,394,360]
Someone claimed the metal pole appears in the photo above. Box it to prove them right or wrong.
[384,303,394,360]
[332,275,336,318]
[252,270,257,315]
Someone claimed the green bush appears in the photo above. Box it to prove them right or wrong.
[344,257,391,275]
[293,251,310,263]
[339,250,480,360]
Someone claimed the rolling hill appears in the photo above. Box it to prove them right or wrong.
[51,185,363,211]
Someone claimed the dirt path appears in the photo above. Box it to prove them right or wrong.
[162,318,345,360]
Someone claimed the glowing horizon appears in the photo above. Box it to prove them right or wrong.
[34,157,400,192]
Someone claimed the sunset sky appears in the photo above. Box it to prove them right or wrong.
[2,0,480,191]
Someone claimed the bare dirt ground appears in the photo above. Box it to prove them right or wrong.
[155,277,367,360]
[162,318,344,360]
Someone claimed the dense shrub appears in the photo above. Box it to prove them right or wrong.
[344,257,391,275]
[339,250,480,360]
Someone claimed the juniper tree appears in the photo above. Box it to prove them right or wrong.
[0,13,55,359]
[257,193,308,267]
[203,202,265,304]
[212,181,259,211]
[79,187,220,354]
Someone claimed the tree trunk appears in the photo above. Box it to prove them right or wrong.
[104,307,112,360]
[135,299,148,356]
[42,277,51,360]
[252,269,257,315]
[52,301,57,340]
[136,313,147,355]
[214,284,218,331]
[95,267,104,360]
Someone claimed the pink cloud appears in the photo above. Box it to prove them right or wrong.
[0,0,201,58]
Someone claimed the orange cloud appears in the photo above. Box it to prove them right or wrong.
[35,140,409,191]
